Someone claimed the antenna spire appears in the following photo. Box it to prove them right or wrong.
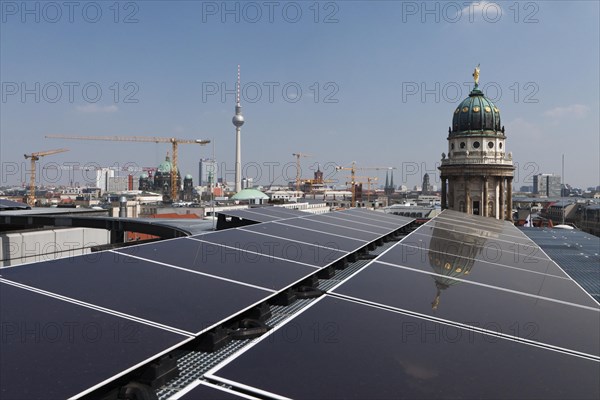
[236,64,241,106]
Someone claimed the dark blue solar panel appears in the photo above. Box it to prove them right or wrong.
[0,252,273,335]
[206,295,600,399]
[0,282,189,400]
[332,261,600,357]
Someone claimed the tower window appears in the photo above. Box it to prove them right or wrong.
[451,143,455,150]
[460,142,466,149]
[488,141,494,148]
[473,141,480,149]
[499,142,503,149]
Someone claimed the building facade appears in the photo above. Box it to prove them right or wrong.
[439,70,515,220]
[533,174,561,197]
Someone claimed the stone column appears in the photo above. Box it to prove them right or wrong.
[495,178,500,219]
[507,177,513,221]
[441,176,447,210]
[448,179,454,209]
[499,178,504,220]
[483,177,488,217]
[465,178,471,214]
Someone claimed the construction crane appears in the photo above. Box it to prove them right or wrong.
[46,135,210,202]
[24,148,69,206]
[292,153,311,192]
[336,162,396,207]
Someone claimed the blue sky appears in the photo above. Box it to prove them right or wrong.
[1,0,598,189]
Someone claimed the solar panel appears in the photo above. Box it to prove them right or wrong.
[303,214,393,234]
[399,230,567,277]
[243,207,306,218]
[0,281,191,400]
[273,219,382,242]
[421,218,535,245]
[190,229,347,268]
[376,243,596,307]
[217,209,276,223]
[323,210,404,229]
[115,236,323,291]
[217,207,306,223]
[0,252,273,335]
[206,295,600,399]
[344,208,414,224]
[331,261,600,357]
[522,227,600,302]
[241,222,369,252]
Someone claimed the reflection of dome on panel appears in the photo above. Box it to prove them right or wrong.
[427,224,496,310]
[452,87,501,133]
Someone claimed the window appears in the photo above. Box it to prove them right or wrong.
[499,142,503,149]
[451,143,455,150]
[460,142,466,149]
[488,141,494,148]
[473,141,480,149]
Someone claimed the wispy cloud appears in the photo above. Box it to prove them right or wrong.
[544,104,589,119]
[75,104,118,113]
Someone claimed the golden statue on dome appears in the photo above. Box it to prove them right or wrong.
[473,63,481,86]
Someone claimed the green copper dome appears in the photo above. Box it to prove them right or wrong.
[157,156,173,173]
[451,86,501,134]
[231,189,269,201]
[184,174,193,180]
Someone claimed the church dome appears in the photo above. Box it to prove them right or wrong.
[451,86,501,134]
[157,156,173,173]
[184,174,193,180]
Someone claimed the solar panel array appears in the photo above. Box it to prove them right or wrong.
[0,209,413,399]
[205,210,600,399]
[521,227,600,302]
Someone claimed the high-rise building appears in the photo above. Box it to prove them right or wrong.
[439,67,515,220]
[96,168,115,194]
[107,176,129,193]
[533,174,561,197]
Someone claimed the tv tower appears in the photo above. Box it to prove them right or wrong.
[232,65,245,193]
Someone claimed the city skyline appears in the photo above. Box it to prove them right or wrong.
[1,1,598,189]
